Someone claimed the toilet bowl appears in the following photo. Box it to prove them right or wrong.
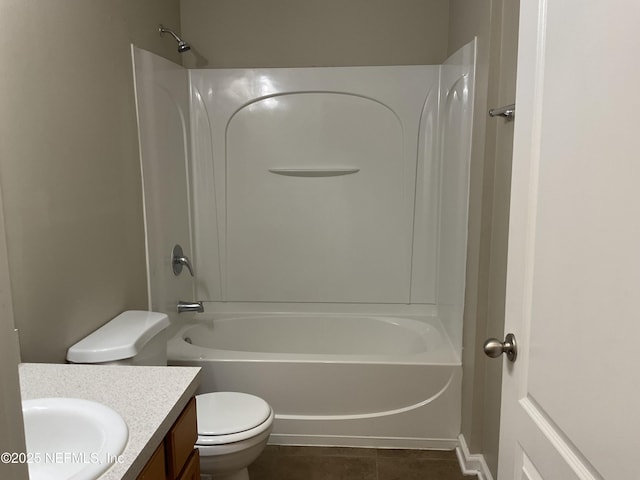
[67,311,273,480]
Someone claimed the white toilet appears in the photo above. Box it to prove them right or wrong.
[67,310,274,480]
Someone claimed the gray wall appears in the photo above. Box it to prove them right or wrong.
[180,0,450,68]
[449,0,519,476]
[0,192,27,478]
[448,0,494,457]
[0,0,182,363]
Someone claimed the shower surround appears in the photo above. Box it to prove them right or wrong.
[132,40,476,448]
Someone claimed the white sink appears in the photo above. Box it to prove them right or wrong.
[22,398,128,480]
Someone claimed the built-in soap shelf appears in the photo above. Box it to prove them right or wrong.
[268,167,360,177]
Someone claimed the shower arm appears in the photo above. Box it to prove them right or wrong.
[159,25,182,43]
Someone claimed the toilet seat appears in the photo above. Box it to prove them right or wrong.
[195,392,274,446]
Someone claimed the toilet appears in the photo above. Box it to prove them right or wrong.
[66,310,273,480]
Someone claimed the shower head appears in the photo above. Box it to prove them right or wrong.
[159,24,191,53]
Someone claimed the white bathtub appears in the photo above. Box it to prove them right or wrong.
[167,314,461,449]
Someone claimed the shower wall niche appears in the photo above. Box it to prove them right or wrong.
[133,41,476,352]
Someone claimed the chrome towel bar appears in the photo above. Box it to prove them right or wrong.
[489,103,515,120]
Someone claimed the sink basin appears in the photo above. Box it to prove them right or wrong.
[22,398,128,480]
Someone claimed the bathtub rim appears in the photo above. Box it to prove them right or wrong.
[167,313,460,366]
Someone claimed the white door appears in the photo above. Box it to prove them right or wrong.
[497,1,640,479]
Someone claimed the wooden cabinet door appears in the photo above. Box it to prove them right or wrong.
[176,450,200,480]
[166,398,198,480]
[137,442,166,480]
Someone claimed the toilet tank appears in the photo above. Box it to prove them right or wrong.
[66,311,170,366]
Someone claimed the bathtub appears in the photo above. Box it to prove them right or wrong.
[167,314,461,449]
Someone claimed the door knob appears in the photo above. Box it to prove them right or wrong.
[483,333,517,362]
[172,244,194,277]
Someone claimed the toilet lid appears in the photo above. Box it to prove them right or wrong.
[196,392,271,436]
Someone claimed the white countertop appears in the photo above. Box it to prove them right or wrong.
[19,363,201,480]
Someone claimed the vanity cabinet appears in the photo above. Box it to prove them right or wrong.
[138,398,200,480]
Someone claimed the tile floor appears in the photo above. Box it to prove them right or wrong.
[249,446,474,480]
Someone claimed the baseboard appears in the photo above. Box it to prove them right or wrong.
[455,434,494,480]
[269,434,459,450]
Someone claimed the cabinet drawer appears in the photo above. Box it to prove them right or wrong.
[166,397,198,480]
[137,441,166,480]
